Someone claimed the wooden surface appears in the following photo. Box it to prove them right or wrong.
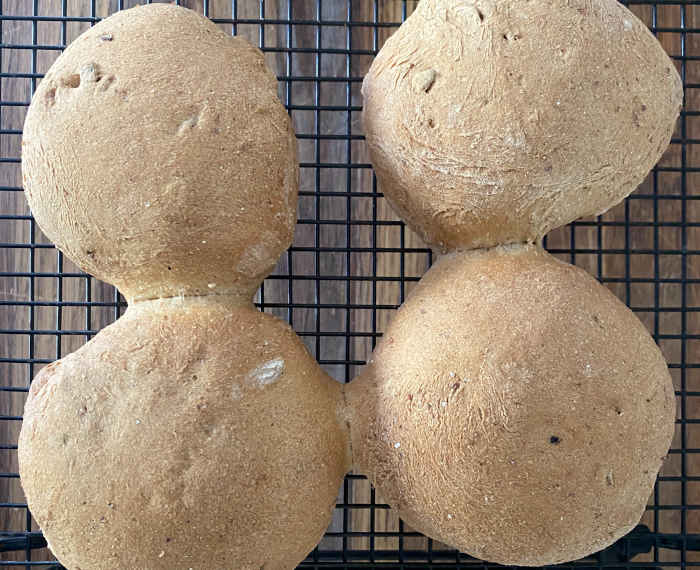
[0,0,697,565]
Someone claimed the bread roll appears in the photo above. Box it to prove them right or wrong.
[20,299,349,569]
[347,244,675,565]
[362,0,682,251]
[22,3,298,302]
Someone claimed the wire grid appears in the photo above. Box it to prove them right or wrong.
[0,0,698,567]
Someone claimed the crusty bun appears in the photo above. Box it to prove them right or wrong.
[22,4,298,302]
[20,299,349,570]
[19,6,348,569]
[362,0,682,251]
[347,244,675,565]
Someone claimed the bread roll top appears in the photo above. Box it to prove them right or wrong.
[362,0,682,251]
[347,244,676,565]
[19,299,349,569]
[22,4,298,302]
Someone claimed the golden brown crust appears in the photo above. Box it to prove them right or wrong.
[19,300,349,570]
[362,0,682,251]
[346,245,676,565]
[21,4,298,302]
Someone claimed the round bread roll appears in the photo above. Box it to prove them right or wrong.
[22,4,298,302]
[19,299,349,570]
[346,244,676,565]
[362,0,682,251]
[19,5,349,568]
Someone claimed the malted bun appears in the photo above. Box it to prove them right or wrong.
[22,4,298,301]
[19,299,349,570]
[347,244,676,565]
[362,0,682,251]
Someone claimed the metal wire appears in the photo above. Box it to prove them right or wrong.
[0,0,698,568]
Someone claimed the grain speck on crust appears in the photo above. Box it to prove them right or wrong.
[411,69,436,93]
[247,358,285,387]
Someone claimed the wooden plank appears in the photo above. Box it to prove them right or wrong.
[0,0,122,562]
[0,0,233,564]
[0,1,32,559]
[346,0,438,558]
[540,3,695,563]
[0,1,66,562]
[0,0,697,566]
[674,1,700,563]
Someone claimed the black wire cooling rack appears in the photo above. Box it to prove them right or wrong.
[1,0,699,568]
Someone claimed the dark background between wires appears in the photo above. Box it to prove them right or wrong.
[0,0,699,568]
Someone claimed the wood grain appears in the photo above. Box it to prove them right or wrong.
[0,0,697,566]
[0,1,31,559]
[345,0,437,558]
[543,2,697,563]
[0,0,232,564]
